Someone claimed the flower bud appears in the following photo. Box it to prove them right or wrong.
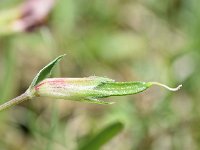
[33,76,181,104]
[34,76,114,101]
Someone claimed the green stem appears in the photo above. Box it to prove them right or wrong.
[0,92,30,111]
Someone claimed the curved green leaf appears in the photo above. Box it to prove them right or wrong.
[28,54,66,89]
[79,122,124,150]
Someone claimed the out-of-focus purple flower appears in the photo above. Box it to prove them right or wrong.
[13,0,55,32]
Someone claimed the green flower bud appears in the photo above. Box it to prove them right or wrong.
[33,76,155,104]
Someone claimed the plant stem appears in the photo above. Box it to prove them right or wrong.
[0,92,30,111]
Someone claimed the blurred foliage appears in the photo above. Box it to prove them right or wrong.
[79,121,124,150]
[0,0,199,150]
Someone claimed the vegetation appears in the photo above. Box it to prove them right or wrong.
[0,54,181,111]
[0,0,199,150]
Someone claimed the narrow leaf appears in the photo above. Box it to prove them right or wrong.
[79,122,124,150]
[94,81,152,98]
[29,54,66,89]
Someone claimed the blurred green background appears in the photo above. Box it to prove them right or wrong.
[0,0,199,149]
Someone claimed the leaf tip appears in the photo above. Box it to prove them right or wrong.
[151,82,182,91]
[174,84,182,91]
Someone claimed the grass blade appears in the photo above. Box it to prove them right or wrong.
[79,122,124,150]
